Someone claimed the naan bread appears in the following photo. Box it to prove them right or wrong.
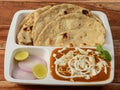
[34,13,106,47]
[32,4,92,43]
[17,5,51,45]
[16,4,105,46]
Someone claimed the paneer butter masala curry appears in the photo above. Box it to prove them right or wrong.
[50,48,111,82]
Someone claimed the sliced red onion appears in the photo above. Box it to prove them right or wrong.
[12,66,35,80]
[18,55,47,72]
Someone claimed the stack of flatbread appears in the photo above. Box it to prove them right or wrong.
[17,4,106,47]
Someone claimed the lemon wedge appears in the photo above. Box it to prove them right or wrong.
[14,51,29,61]
[32,64,48,79]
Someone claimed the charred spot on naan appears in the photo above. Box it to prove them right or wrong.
[23,27,27,31]
[30,26,33,30]
[69,43,74,47]
[82,9,89,15]
[23,26,33,31]
[82,9,92,17]
[62,33,68,39]
[64,11,68,14]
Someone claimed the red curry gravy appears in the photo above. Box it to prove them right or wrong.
[50,48,111,82]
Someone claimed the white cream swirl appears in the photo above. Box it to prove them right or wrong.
[53,48,108,80]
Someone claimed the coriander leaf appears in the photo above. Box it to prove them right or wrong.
[96,44,104,53]
[96,45,112,62]
[101,50,112,62]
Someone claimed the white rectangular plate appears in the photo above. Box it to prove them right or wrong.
[4,10,114,86]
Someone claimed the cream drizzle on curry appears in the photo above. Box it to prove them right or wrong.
[50,47,111,82]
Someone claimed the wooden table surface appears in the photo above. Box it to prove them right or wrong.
[0,0,120,90]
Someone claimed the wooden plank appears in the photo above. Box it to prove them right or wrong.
[0,0,120,2]
[0,2,120,26]
[0,50,5,81]
[0,81,120,90]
